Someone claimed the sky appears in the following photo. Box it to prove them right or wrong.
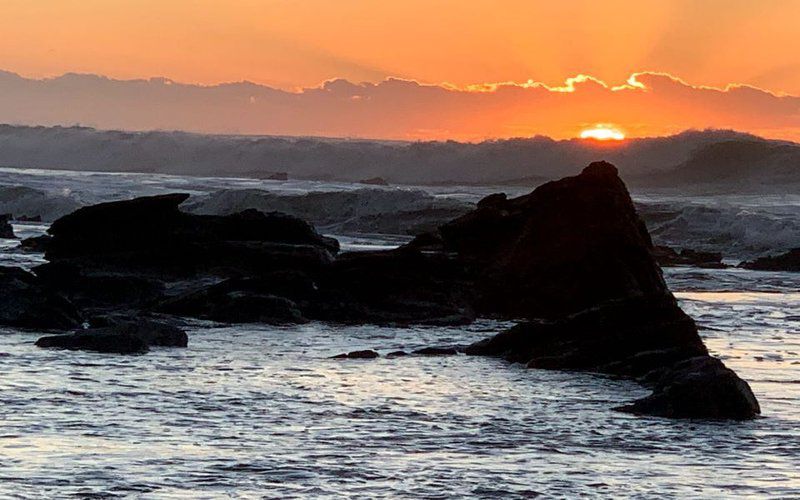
[0,0,799,141]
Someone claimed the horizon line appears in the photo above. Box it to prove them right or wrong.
[2,122,788,146]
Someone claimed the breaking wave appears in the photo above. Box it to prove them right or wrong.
[637,196,800,259]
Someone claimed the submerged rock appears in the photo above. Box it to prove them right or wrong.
[413,346,459,356]
[35,318,187,354]
[36,330,149,354]
[0,266,81,330]
[0,214,14,239]
[616,357,760,419]
[330,349,380,359]
[739,248,800,272]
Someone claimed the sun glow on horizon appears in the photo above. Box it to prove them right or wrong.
[579,126,626,141]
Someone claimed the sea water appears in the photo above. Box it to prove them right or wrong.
[0,168,797,498]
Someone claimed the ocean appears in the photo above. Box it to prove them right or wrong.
[0,167,797,498]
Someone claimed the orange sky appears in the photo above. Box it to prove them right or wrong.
[1,0,799,140]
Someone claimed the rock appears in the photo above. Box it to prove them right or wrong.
[0,214,14,238]
[100,317,188,347]
[36,193,339,312]
[35,318,188,354]
[616,356,760,419]
[413,346,459,356]
[739,248,800,272]
[331,349,380,359]
[35,261,166,310]
[359,177,389,186]
[652,245,726,269]
[386,350,408,358]
[0,266,81,330]
[466,295,706,374]
[313,248,476,326]
[158,278,309,324]
[36,330,149,354]
[45,194,340,261]
[433,161,668,319]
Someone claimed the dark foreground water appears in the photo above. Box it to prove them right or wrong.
[0,269,797,498]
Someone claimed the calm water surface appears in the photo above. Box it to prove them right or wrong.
[0,269,797,498]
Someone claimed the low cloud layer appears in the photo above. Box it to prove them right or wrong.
[1,70,798,141]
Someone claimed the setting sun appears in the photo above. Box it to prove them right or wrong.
[580,126,626,141]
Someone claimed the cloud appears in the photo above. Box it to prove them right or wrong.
[0,69,798,141]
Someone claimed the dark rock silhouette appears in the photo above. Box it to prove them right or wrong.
[35,194,338,312]
[652,245,726,269]
[465,296,706,373]
[331,350,380,359]
[0,266,81,330]
[37,330,149,354]
[616,357,760,419]
[313,249,475,326]
[739,248,800,272]
[0,214,14,238]
[158,276,310,324]
[413,346,459,356]
[35,318,187,354]
[427,162,668,319]
[451,162,759,419]
[8,162,761,418]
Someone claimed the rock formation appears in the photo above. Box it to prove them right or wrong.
[5,161,760,419]
[456,163,759,419]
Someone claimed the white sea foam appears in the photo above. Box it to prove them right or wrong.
[636,194,800,259]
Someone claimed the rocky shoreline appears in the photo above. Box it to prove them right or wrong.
[0,162,760,420]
